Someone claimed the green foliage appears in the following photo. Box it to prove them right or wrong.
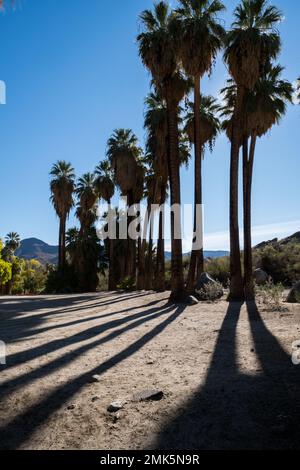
[254,243,300,285]
[0,259,12,287]
[197,281,224,302]
[20,260,47,295]
[205,256,230,286]
[117,276,136,291]
[45,265,79,294]
[256,280,285,311]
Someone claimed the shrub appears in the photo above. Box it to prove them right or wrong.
[205,256,230,286]
[197,281,224,302]
[254,243,300,286]
[44,265,79,294]
[117,276,136,291]
[0,259,12,287]
[256,281,285,311]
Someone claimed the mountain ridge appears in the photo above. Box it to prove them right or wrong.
[15,231,300,265]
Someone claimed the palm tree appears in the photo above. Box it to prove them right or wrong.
[65,227,80,266]
[224,0,282,300]
[50,161,75,271]
[221,64,292,298]
[176,0,225,292]
[138,3,189,302]
[75,173,99,292]
[95,160,115,205]
[5,232,20,253]
[144,91,169,291]
[243,65,293,298]
[95,160,116,290]
[184,94,221,291]
[76,173,98,237]
[107,129,142,282]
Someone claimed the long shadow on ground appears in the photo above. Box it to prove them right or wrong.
[153,301,300,450]
[0,301,186,449]
[0,291,153,344]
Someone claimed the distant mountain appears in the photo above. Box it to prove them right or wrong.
[164,250,229,260]
[16,238,58,265]
[255,231,300,250]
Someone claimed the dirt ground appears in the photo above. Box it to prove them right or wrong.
[0,291,300,450]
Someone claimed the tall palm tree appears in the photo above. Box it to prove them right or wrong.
[95,159,116,290]
[243,65,293,298]
[144,91,169,291]
[50,161,75,271]
[221,65,292,298]
[184,94,221,291]
[75,173,99,292]
[138,3,189,302]
[224,0,282,300]
[176,0,225,292]
[107,129,142,281]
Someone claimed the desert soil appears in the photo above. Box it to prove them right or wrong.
[0,291,300,450]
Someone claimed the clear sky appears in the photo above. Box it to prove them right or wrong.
[0,0,299,250]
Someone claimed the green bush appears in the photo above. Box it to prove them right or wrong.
[44,265,79,294]
[0,259,12,287]
[256,281,285,311]
[254,243,300,286]
[117,276,136,291]
[205,256,230,286]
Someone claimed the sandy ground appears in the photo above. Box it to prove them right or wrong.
[0,291,300,450]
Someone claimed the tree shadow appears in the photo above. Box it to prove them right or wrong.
[0,297,164,345]
[0,301,186,449]
[154,301,300,450]
[0,291,156,345]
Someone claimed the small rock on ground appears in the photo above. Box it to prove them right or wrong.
[89,374,101,383]
[186,295,199,306]
[107,400,127,413]
[133,389,164,402]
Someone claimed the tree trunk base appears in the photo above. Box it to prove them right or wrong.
[168,289,189,305]
[227,292,245,302]
[244,285,255,301]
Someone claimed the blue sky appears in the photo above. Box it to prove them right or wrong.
[0,0,299,250]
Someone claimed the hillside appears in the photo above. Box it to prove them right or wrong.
[255,231,300,250]
[16,238,58,265]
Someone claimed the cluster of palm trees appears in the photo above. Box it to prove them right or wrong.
[50,0,296,302]
[137,0,295,302]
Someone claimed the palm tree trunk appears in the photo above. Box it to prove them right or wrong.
[137,200,152,290]
[145,215,154,291]
[228,87,244,301]
[61,216,66,272]
[58,218,63,270]
[108,201,116,290]
[166,88,185,303]
[243,133,256,300]
[187,75,203,293]
[155,191,166,292]
[125,190,136,282]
